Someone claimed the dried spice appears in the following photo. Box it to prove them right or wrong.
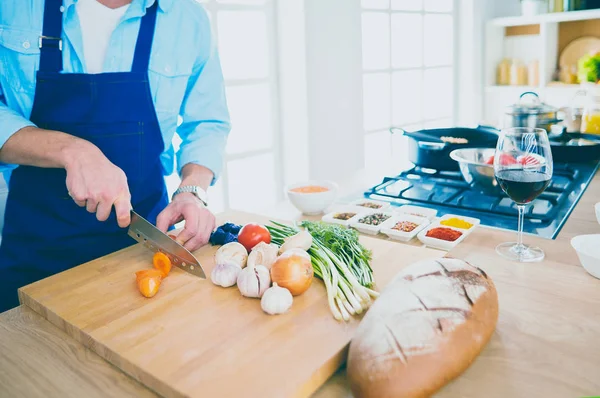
[357,202,383,209]
[440,218,473,229]
[358,213,390,226]
[425,227,463,242]
[392,221,418,232]
[334,212,357,221]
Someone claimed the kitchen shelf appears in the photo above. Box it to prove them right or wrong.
[485,83,586,91]
[484,85,538,92]
[490,9,600,27]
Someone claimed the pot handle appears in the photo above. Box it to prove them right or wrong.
[418,141,446,151]
[519,91,541,104]
[389,127,406,135]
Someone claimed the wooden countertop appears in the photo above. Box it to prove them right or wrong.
[2,168,600,398]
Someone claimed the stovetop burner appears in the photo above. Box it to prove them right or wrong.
[358,162,599,239]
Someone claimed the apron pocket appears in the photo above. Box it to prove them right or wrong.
[46,122,144,184]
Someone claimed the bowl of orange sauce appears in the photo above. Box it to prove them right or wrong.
[286,180,338,215]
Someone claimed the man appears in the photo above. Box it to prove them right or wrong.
[0,0,231,312]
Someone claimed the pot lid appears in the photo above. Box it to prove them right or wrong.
[506,91,557,115]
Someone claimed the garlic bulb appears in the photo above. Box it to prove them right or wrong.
[237,264,271,298]
[247,242,279,270]
[215,242,248,268]
[261,283,293,315]
[279,230,312,254]
[211,262,242,288]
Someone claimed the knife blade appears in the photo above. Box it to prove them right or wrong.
[127,210,206,279]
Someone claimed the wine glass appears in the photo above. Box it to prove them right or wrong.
[493,127,553,262]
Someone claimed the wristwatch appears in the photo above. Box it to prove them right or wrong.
[172,185,208,206]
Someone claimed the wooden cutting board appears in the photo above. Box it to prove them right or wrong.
[19,211,442,398]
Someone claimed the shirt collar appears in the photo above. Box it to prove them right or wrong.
[62,0,173,13]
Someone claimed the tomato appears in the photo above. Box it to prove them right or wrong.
[485,154,517,166]
[237,223,271,252]
[518,155,540,166]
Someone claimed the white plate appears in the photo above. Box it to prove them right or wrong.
[351,211,395,235]
[350,199,391,211]
[437,214,480,233]
[322,206,366,227]
[395,205,438,220]
[417,223,467,251]
[380,214,430,242]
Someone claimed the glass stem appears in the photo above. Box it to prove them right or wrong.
[516,205,526,254]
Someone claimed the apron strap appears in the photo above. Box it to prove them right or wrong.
[131,1,158,73]
[39,0,159,73]
[39,0,64,72]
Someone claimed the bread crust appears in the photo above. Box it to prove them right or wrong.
[347,258,499,398]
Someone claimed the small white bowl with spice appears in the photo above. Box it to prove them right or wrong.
[380,214,430,242]
[437,214,480,234]
[417,223,468,251]
[395,205,437,221]
[321,206,366,227]
[350,198,391,211]
[351,211,394,235]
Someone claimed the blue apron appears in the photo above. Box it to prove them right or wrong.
[0,0,168,312]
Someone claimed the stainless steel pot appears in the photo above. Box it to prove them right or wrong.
[504,92,562,132]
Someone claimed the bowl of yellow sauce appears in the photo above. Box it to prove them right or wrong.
[286,181,338,215]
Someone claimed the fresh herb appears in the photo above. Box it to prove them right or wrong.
[267,221,378,322]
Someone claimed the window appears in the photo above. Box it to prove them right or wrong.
[360,0,456,168]
[166,0,282,214]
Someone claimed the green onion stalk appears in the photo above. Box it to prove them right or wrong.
[267,221,379,321]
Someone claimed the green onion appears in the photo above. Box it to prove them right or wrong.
[267,221,379,321]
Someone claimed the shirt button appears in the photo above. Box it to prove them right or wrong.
[165,65,171,73]
[60,5,65,12]
[22,41,30,49]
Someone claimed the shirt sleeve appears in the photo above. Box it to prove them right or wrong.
[0,82,36,155]
[176,8,231,186]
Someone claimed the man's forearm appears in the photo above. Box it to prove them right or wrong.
[179,163,214,192]
[0,126,94,169]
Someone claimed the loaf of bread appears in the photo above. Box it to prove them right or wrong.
[347,257,498,398]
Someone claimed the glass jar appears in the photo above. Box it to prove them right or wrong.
[581,94,600,134]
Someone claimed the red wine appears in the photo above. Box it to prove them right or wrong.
[495,170,551,204]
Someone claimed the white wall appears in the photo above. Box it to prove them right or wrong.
[304,0,365,182]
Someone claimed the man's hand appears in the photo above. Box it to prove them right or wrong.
[64,141,132,228]
[156,193,216,251]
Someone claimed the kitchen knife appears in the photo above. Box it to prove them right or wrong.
[127,210,206,279]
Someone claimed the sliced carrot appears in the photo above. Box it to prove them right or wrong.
[135,269,163,282]
[137,276,161,298]
[153,252,172,278]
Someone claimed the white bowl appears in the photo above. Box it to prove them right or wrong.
[571,234,600,279]
[595,202,600,225]
[286,180,338,216]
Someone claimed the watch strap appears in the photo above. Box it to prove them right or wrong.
[172,185,208,206]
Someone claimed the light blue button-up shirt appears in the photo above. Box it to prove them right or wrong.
[0,0,230,185]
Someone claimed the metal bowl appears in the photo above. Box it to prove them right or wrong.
[449,148,501,194]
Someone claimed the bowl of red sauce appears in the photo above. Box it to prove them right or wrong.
[286,181,338,215]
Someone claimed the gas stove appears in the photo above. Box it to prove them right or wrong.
[356,162,599,239]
